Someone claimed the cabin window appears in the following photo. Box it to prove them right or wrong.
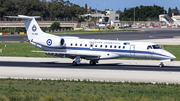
[100,45,103,48]
[105,45,107,48]
[95,45,98,47]
[71,43,73,46]
[110,45,112,48]
[152,45,161,49]
[80,44,82,46]
[147,45,152,50]
[119,46,121,48]
[123,46,125,49]
[75,43,77,46]
[85,44,87,47]
[114,46,116,48]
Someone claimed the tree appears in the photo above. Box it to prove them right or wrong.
[0,0,87,21]
[3,0,17,16]
[91,9,96,13]
[78,17,85,22]
[0,0,5,19]
[41,0,50,19]
[50,22,60,30]
[17,0,43,16]
[175,6,179,15]
[168,7,172,17]
[85,3,87,13]
[120,5,166,21]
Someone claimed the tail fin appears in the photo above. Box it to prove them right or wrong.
[6,15,53,41]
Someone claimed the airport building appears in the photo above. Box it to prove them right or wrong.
[80,10,121,29]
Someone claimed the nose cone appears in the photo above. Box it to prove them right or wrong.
[170,54,176,59]
[165,50,176,59]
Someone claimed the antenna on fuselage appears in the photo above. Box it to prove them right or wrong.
[116,38,118,41]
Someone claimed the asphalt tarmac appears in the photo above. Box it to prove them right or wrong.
[0,57,179,83]
[0,61,179,72]
[0,28,180,41]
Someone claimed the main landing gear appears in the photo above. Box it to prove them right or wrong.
[89,60,98,65]
[72,56,81,66]
[159,62,164,68]
[72,56,99,66]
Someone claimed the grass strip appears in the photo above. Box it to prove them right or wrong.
[0,78,179,101]
[50,29,138,34]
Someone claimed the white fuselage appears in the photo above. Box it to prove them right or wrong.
[32,37,176,61]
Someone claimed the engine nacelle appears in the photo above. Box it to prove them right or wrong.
[34,37,65,47]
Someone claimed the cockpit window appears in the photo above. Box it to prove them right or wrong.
[147,45,152,50]
[152,45,161,49]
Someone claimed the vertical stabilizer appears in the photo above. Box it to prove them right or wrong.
[6,15,54,41]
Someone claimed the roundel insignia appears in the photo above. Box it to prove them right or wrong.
[46,39,52,46]
[32,25,37,32]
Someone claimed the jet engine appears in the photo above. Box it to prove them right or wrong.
[34,37,65,48]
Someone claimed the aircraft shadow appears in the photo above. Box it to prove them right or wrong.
[0,61,179,72]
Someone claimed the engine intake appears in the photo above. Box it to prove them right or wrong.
[60,38,65,47]
[35,37,65,48]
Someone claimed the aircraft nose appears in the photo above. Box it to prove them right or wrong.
[166,51,176,59]
[170,54,176,59]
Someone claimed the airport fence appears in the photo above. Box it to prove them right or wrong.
[0,28,74,35]
[133,26,180,28]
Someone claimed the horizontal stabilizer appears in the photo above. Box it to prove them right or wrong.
[5,15,41,19]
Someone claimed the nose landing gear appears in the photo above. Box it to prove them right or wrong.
[159,62,164,68]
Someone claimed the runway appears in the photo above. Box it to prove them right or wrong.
[0,57,180,83]
[0,29,180,83]
[0,59,180,72]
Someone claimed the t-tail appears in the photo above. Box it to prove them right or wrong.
[6,15,64,49]
[6,15,56,41]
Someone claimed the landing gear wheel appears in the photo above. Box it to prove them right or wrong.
[72,61,78,66]
[159,63,164,68]
[90,60,96,65]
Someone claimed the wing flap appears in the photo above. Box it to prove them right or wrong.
[31,50,100,57]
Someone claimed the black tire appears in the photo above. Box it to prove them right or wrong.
[159,63,164,68]
[90,60,96,65]
[73,61,77,66]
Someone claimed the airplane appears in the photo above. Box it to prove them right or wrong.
[6,15,176,67]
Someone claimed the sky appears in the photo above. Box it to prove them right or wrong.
[66,0,180,11]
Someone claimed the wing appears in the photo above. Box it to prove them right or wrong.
[32,50,100,59]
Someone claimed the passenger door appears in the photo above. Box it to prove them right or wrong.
[130,45,135,56]
[89,43,94,49]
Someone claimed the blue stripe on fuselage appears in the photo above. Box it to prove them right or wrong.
[64,47,170,58]
[32,41,171,58]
